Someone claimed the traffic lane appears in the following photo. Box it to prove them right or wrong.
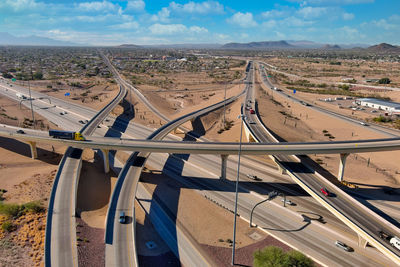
[163,155,379,266]
[287,167,400,258]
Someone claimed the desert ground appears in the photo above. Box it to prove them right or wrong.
[2,55,400,266]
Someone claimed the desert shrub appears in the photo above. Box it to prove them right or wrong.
[373,116,392,123]
[1,221,16,232]
[0,203,24,218]
[24,201,45,213]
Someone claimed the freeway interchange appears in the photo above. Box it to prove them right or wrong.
[1,58,400,266]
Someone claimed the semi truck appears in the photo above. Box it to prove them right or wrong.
[49,130,85,141]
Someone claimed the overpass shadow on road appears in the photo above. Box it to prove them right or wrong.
[142,116,206,265]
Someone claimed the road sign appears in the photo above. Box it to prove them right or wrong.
[11,78,16,82]
[293,89,296,94]
[267,75,271,78]
[64,92,70,96]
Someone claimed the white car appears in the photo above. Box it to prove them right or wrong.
[390,236,400,250]
[281,199,293,205]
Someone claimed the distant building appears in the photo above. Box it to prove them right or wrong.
[355,98,400,113]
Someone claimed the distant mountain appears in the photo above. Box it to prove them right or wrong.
[143,43,222,49]
[222,40,293,49]
[287,40,368,49]
[322,44,341,50]
[366,43,400,52]
[286,40,322,48]
[0,32,80,46]
[118,44,142,48]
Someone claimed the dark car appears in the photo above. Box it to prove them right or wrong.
[247,174,262,181]
[78,120,85,124]
[119,211,126,223]
[321,187,330,196]
[16,129,25,134]
[335,240,352,252]
[379,231,391,240]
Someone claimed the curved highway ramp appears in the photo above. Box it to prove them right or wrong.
[44,83,127,267]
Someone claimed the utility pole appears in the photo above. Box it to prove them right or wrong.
[232,114,246,265]
[28,65,36,129]
[223,80,227,127]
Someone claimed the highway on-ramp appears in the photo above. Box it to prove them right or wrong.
[44,70,127,267]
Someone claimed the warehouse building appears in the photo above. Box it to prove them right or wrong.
[355,98,400,113]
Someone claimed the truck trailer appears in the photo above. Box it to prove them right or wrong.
[49,130,85,141]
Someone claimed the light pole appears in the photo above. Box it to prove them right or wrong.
[231,113,246,266]
[28,66,36,129]
[223,80,227,128]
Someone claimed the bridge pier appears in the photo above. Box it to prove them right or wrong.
[220,154,229,180]
[271,156,286,174]
[100,149,110,173]
[358,234,368,248]
[28,141,38,159]
[338,153,349,182]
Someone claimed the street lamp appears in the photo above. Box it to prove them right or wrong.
[223,80,228,127]
[231,113,246,265]
[28,65,36,129]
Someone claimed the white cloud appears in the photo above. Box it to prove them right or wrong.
[283,17,314,27]
[297,7,327,19]
[0,0,42,11]
[389,15,400,22]
[77,1,118,12]
[189,26,208,33]
[227,12,257,28]
[149,23,207,35]
[126,0,145,12]
[151,7,170,23]
[371,19,396,30]
[288,0,374,5]
[342,12,354,20]
[169,1,224,14]
[111,21,139,30]
[261,10,287,19]
[261,20,277,29]
[214,33,230,41]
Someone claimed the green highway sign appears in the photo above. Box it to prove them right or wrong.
[11,78,16,82]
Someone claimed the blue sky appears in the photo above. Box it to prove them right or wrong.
[0,0,399,46]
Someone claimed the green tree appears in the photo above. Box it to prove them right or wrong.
[287,250,314,267]
[254,246,290,267]
[33,72,43,80]
[253,246,313,267]
[2,72,13,79]
[378,77,391,84]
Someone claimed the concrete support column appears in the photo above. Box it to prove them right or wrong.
[271,156,286,174]
[28,141,38,159]
[358,234,368,248]
[101,149,110,173]
[220,154,229,180]
[338,153,349,182]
